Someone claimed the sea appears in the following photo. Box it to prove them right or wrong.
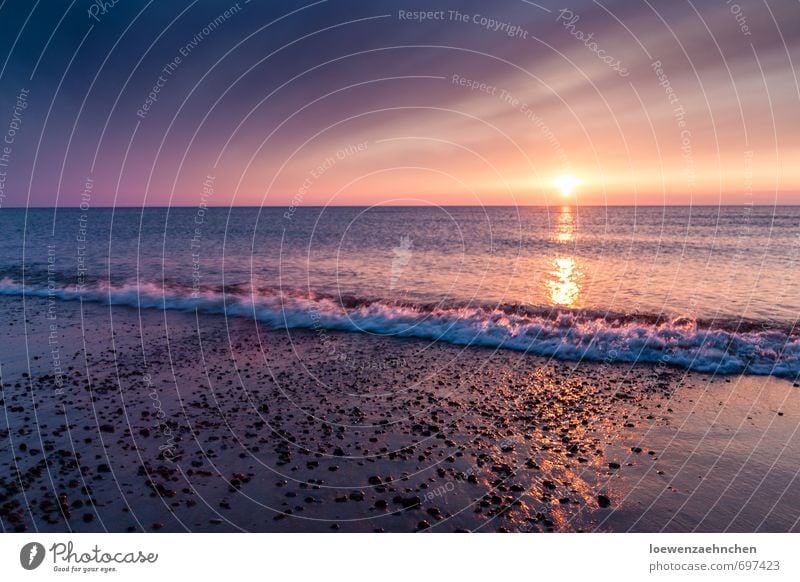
[1,205,799,377]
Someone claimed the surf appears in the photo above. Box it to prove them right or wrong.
[2,276,798,378]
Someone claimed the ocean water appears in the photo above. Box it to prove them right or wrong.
[1,205,799,377]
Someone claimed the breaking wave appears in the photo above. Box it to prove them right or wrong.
[1,277,798,378]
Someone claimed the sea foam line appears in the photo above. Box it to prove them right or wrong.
[1,278,798,378]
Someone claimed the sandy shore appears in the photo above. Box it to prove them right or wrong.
[1,295,798,532]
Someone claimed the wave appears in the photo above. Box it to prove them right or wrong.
[1,277,798,378]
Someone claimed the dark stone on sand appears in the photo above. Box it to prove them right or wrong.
[417,520,431,530]
[82,513,93,523]
[597,494,611,508]
[608,462,621,469]
[368,475,383,485]
[375,499,387,509]
[99,424,115,433]
[631,447,643,453]
[491,463,512,474]
[97,463,111,473]
[333,447,345,456]
[349,491,365,501]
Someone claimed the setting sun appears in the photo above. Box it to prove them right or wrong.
[553,175,582,197]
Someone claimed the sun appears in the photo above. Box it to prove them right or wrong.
[553,175,582,197]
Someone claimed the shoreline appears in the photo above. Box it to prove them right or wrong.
[1,295,798,532]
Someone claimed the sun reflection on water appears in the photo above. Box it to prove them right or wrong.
[554,205,576,243]
[547,257,582,307]
[546,206,583,307]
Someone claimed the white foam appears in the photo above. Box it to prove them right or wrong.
[2,279,797,377]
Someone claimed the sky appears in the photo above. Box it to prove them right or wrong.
[0,0,798,207]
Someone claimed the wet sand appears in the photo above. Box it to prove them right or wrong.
[1,295,799,532]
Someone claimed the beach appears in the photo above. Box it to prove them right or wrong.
[2,294,798,533]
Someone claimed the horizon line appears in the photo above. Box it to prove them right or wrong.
[6,204,800,209]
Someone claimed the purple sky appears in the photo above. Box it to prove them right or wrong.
[0,0,798,207]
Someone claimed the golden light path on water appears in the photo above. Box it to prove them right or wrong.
[547,257,582,307]
[546,206,583,307]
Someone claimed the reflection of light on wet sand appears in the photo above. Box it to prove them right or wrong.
[498,370,633,533]
[547,257,582,307]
